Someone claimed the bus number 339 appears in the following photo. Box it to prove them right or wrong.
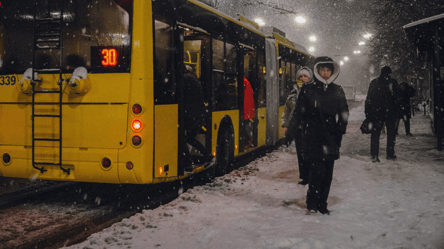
[0,76,17,85]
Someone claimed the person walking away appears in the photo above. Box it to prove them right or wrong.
[365,66,400,163]
[281,67,313,185]
[398,82,416,136]
[288,57,349,214]
[182,65,211,171]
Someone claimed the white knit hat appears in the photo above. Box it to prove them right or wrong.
[298,69,310,78]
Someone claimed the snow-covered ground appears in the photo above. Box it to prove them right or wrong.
[63,102,444,249]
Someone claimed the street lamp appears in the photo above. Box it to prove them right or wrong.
[344,56,349,61]
[359,41,365,46]
[254,18,265,27]
[295,16,306,24]
[309,35,317,42]
[363,33,372,39]
[309,46,315,52]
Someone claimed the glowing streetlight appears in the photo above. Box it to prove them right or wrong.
[254,18,265,27]
[359,41,366,46]
[295,16,306,24]
[340,61,344,66]
[308,46,315,52]
[309,35,317,42]
[344,56,349,61]
[363,33,372,39]
[354,50,361,54]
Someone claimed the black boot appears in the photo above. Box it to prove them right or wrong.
[387,155,397,160]
[317,206,330,215]
[371,155,380,163]
[317,203,330,215]
[298,179,309,185]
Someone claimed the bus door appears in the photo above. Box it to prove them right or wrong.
[178,26,212,173]
[239,46,258,153]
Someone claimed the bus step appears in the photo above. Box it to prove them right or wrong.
[33,69,61,74]
[35,44,61,50]
[33,138,61,142]
[34,162,61,166]
[33,114,61,118]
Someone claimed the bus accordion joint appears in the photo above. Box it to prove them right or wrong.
[68,67,91,96]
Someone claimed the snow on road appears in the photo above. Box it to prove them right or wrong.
[63,102,444,249]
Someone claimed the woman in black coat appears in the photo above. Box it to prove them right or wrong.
[288,56,349,214]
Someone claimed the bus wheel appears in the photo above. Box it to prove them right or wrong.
[216,128,233,176]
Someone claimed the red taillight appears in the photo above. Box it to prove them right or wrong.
[131,119,143,132]
[126,161,134,170]
[132,104,142,115]
[2,153,11,164]
[102,157,111,168]
[132,135,142,146]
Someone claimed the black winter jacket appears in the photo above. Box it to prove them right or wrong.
[365,75,400,121]
[399,82,416,118]
[288,80,349,161]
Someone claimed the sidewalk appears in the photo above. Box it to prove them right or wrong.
[63,103,444,249]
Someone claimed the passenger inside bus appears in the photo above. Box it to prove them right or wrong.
[243,77,255,148]
[181,64,212,171]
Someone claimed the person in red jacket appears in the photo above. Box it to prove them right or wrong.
[243,77,255,148]
[244,77,255,120]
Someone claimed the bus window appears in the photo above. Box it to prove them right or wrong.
[0,0,131,75]
[212,39,225,71]
[257,50,266,108]
[285,61,292,94]
[291,63,296,83]
[213,39,238,111]
[225,42,239,110]
[279,60,287,106]
[154,20,176,104]
[226,43,237,75]
[184,40,202,78]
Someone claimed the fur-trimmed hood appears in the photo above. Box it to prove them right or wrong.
[313,56,340,85]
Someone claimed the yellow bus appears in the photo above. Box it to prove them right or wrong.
[0,0,314,184]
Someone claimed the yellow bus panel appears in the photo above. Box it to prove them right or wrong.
[0,104,128,149]
[154,104,178,178]
[257,107,266,147]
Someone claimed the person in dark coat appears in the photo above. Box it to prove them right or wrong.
[288,56,349,215]
[182,65,211,170]
[398,82,416,136]
[281,66,313,185]
[365,66,400,163]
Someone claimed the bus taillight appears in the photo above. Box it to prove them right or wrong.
[102,157,111,168]
[126,162,134,170]
[131,119,143,132]
[2,153,11,164]
[132,104,142,115]
[132,135,142,146]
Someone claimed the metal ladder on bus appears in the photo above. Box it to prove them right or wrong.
[31,0,70,175]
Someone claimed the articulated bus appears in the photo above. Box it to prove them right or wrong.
[0,0,314,184]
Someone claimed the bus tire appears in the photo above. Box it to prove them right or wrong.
[216,128,234,176]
